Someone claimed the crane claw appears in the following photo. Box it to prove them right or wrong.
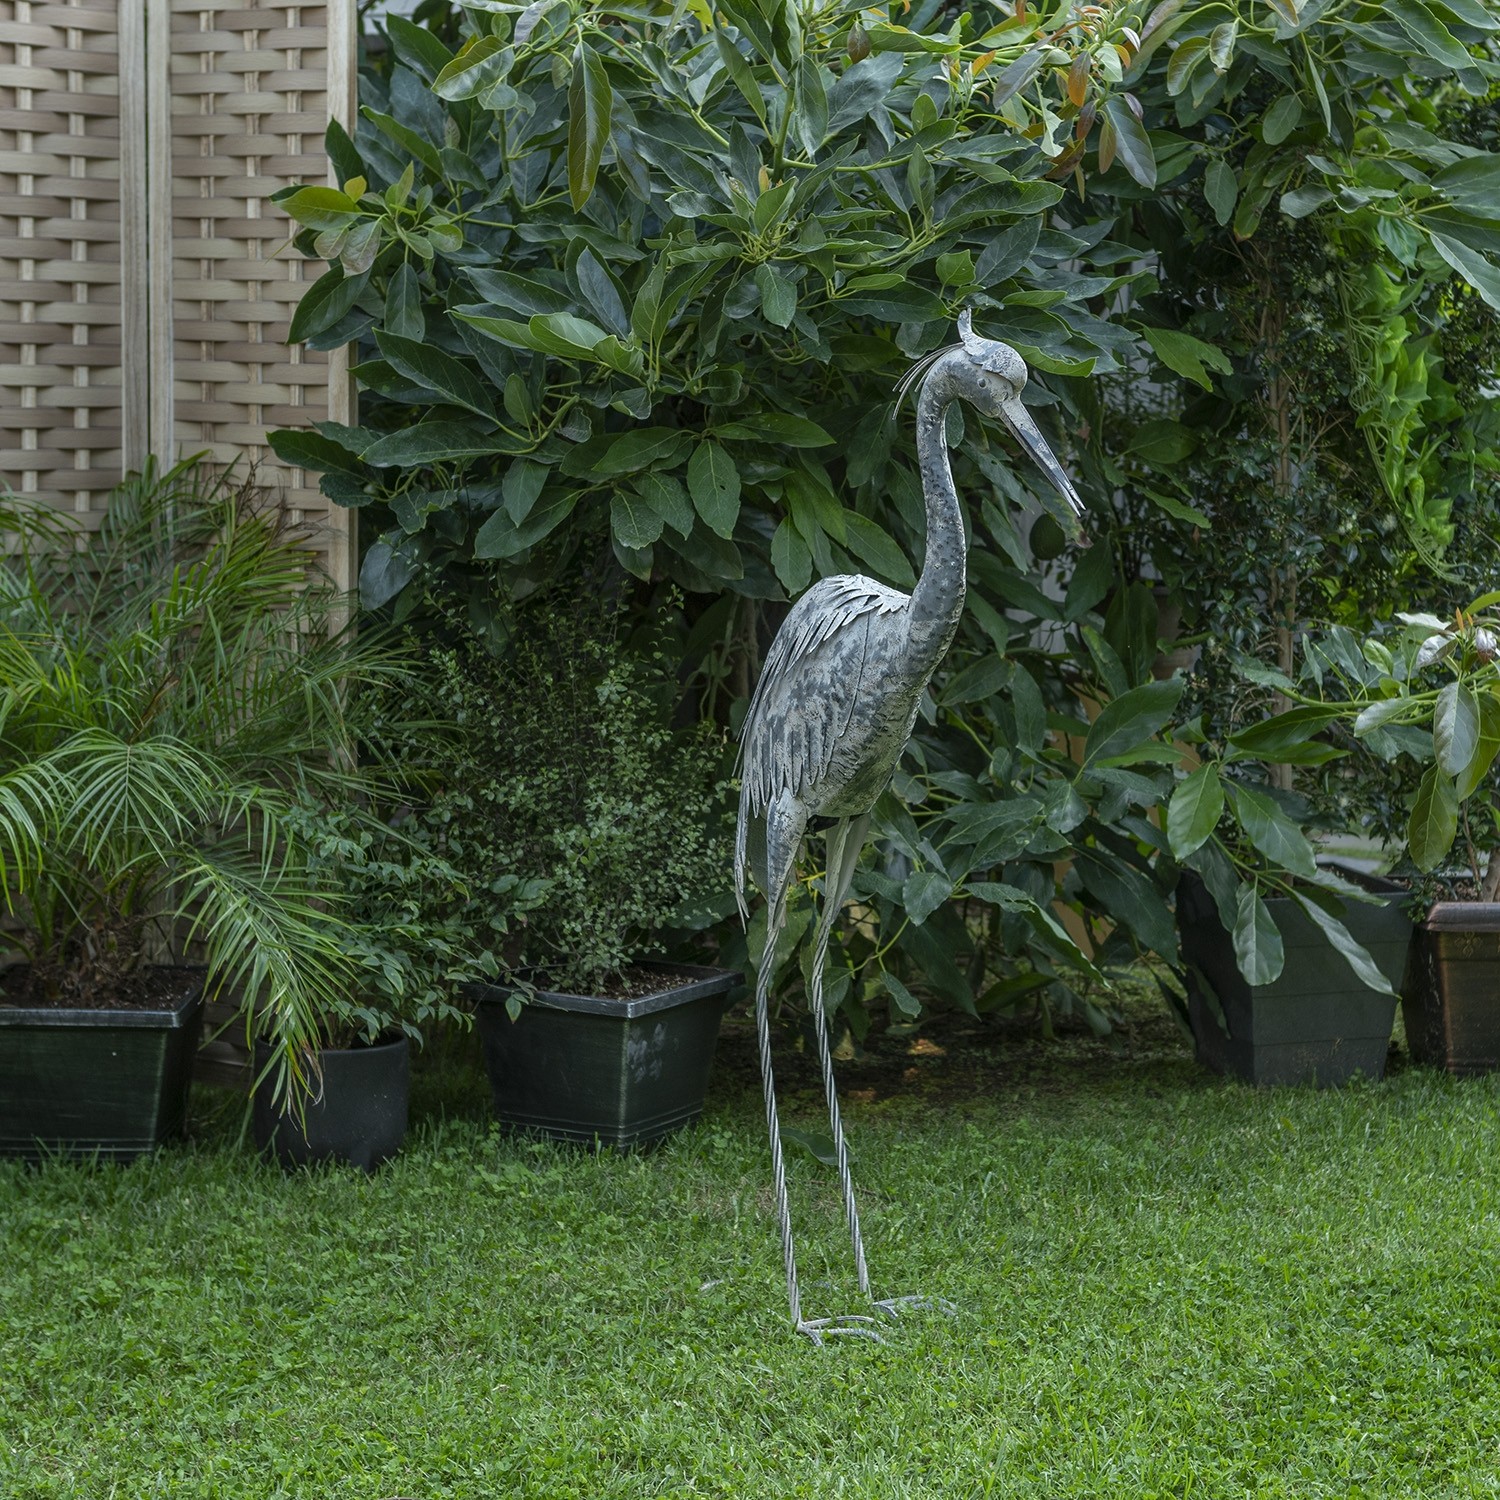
[872,1293,959,1321]
[797,1314,884,1348]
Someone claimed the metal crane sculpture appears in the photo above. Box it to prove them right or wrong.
[734,310,1084,1344]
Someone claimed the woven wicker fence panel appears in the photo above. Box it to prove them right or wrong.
[169,0,335,531]
[0,0,124,516]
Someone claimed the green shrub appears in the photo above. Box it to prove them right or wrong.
[269,0,1500,1028]
[0,459,451,1101]
[421,593,731,995]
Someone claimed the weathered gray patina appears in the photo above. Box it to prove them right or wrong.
[734,312,1085,1344]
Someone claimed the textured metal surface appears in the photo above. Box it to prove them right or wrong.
[253,1035,410,1172]
[0,981,203,1161]
[1179,872,1409,1087]
[1404,912,1500,1075]
[472,968,735,1149]
[732,323,1083,1339]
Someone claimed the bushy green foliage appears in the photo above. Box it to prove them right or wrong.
[282,800,496,1049]
[269,0,1500,1026]
[421,593,731,993]
[0,460,457,1101]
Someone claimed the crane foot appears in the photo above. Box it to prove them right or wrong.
[796,1314,884,1348]
[872,1293,958,1321]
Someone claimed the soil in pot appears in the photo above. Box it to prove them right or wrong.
[0,967,204,1161]
[470,963,737,1149]
[253,1034,410,1173]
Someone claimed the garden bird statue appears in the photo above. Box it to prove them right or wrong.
[734,310,1084,1345]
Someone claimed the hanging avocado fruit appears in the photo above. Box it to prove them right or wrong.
[1029,513,1067,561]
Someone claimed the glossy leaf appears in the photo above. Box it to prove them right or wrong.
[1167,763,1224,859]
[1231,785,1317,879]
[1141,326,1233,390]
[1294,896,1396,997]
[1083,679,1184,766]
[1102,97,1156,189]
[687,443,741,538]
[1233,885,1284,987]
[1408,764,1459,872]
[1434,680,1480,779]
[566,42,612,210]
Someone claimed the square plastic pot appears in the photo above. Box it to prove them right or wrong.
[1402,903,1500,1076]
[1180,867,1412,1088]
[469,963,738,1149]
[0,973,204,1161]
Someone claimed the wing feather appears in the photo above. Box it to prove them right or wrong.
[738,574,907,820]
[735,575,909,915]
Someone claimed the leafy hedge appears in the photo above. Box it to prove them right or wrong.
[269,0,1500,1027]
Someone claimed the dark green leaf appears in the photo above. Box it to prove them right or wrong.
[1084,679,1184,766]
[288,265,367,344]
[1281,184,1333,219]
[375,332,495,420]
[717,412,833,447]
[1167,763,1223,859]
[361,423,498,467]
[1457,691,1500,799]
[1408,764,1459,871]
[1261,94,1302,145]
[1141,326,1232,390]
[1102,98,1156,189]
[687,443,741,538]
[1294,897,1397,997]
[384,263,423,342]
[1232,884,1284,986]
[755,264,797,328]
[473,492,579,561]
[1231,785,1317,879]
[1203,158,1238,224]
[771,518,811,595]
[903,868,953,925]
[881,970,921,1017]
[567,41,612,210]
[1434,680,1480,779]
[611,490,664,550]
[359,539,416,610]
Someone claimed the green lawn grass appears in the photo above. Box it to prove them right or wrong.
[4,1002,1500,1499]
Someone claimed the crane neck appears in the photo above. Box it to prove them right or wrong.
[907,359,969,674]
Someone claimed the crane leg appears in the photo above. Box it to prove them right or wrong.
[756,791,879,1348]
[808,814,872,1295]
[812,814,958,1328]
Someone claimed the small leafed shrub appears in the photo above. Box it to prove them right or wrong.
[423,594,731,995]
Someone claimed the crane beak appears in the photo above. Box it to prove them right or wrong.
[998,397,1085,518]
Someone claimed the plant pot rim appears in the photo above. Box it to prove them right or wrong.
[1423,902,1500,931]
[252,1032,411,1060]
[0,967,204,1029]
[467,961,740,1020]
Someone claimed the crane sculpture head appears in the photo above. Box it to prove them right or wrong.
[896,307,1085,519]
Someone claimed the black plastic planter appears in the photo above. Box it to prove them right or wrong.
[253,1034,410,1172]
[1403,903,1500,1076]
[0,975,204,1161]
[470,963,737,1149]
[1180,868,1413,1087]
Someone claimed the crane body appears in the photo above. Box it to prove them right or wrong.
[734,312,1084,1344]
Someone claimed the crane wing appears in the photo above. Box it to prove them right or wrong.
[735,575,908,913]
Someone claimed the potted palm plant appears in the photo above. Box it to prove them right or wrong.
[0,460,422,1160]
[250,801,507,1170]
[430,592,737,1148]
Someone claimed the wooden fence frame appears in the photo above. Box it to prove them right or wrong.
[2,0,357,591]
